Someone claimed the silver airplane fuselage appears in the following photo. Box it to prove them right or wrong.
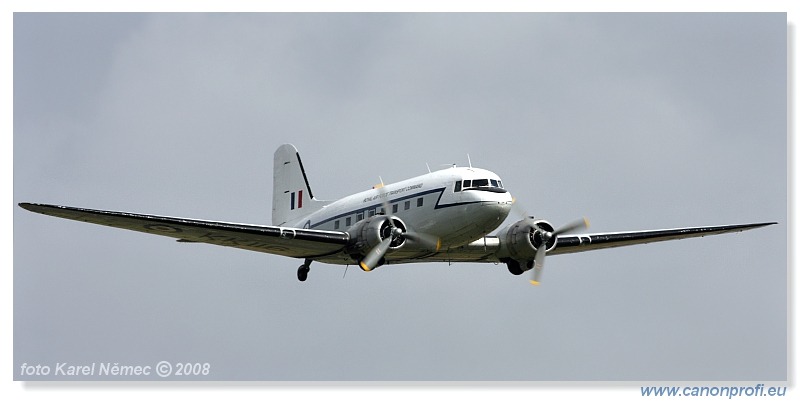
[287,167,513,264]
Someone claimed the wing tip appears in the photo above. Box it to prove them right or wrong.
[19,202,68,216]
[748,222,778,229]
[18,202,43,213]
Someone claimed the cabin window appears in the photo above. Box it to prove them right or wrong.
[404,201,410,210]
[392,204,398,214]
[346,217,352,226]
[463,179,471,188]
[334,220,340,230]
[357,212,364,221]
[454,181,462,192]
[368,209,376,217]
[417,197,424,207]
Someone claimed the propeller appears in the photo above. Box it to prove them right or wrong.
[530,217,589,285]
[359,227,400,271]
[512,196,589,285]
[358,183,442,271]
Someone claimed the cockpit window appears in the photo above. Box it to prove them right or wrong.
[456,178,506,193]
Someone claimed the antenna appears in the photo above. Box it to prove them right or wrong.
[425,163,431,173]
[467,154,473,168]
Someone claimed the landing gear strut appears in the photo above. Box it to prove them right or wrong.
[297,259,312,282]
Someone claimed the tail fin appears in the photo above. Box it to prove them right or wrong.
[272,144,326,226]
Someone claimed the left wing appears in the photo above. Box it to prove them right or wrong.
[19,203,350,259]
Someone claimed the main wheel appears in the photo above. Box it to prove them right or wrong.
[297,265,309,281]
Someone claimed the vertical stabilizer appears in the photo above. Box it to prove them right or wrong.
[272,144,325,226]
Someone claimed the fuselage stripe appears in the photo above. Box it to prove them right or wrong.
[307,187,484,229]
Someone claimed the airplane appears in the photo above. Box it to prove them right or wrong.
[19,143,776,285]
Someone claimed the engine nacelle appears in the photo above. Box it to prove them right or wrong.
[346,215,407,256]
[502,219,558,261]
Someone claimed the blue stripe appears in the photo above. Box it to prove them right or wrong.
[309,187,481,229]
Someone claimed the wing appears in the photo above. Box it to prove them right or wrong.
[549,222,776,255]
[19,203,349,259]
[401,222,775,264]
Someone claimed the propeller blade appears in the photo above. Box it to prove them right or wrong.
[530,245,546,285]
[511,198,536,226]
[380,192,392,218]
[374,180,395,219]
[404,232,442,252]
[553,217,590,236]
[359,236,393,272]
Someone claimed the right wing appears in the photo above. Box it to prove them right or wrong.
[549,222,777,256]
[19,203,350,259]
[408,222,776,263]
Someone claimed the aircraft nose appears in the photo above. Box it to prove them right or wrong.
[481,196,513,219]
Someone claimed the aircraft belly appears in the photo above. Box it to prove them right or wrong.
[314,202,509,266]
[433,202,509,246]
[332,202,508,268]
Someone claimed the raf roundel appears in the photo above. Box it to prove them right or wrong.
[143,224,182,233]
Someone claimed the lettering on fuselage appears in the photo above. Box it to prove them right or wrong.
[363,183,423,203]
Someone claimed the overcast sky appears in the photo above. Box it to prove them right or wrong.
[13,13,786,382]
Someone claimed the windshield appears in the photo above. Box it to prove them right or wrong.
[454,178,506,192]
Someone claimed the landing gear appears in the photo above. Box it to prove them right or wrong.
[506,259,524,276]
[297,259,312,282]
